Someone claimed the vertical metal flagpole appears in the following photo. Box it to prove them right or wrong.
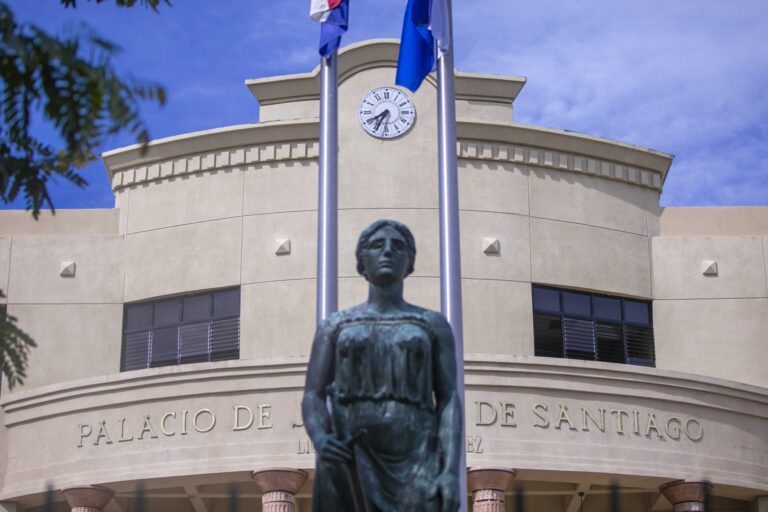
[319,46,369,511]
[436,0,467,509]
[316,52,339,323]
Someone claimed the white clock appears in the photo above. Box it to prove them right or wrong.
[358,86,416,139]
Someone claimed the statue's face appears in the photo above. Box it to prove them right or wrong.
[361,225,410,285]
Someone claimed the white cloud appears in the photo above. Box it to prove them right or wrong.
[451,0,768,205]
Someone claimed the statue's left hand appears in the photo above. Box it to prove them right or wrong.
[315,433,354,464]
[429,472,460,512]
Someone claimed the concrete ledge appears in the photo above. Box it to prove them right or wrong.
[3,355,766,425]
[0,210,119,236]
[661,207,768,236]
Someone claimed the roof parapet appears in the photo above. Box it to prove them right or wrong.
[245,39,526,107]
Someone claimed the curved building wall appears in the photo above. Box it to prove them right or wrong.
[653,207,768,387]
[1,40,767,511]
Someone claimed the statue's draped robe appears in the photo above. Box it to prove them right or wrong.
[313,315,443,512]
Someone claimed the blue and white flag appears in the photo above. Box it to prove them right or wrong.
[395,0,449,92]
[311,0,349,57]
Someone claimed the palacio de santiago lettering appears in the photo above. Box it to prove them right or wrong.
[75,400,705,450]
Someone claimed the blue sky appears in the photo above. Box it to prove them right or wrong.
[4,0,768,210]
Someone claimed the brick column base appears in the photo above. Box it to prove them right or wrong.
[61,485,115,512]
[261,491,298,512]
[467,468,517,512]
[252,467,308,512]
[659,480,712,512]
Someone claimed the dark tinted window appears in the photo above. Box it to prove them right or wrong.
[183,295,211,323]
[624,300,650,325]
[563,317,595,360]
[154,301,180,327]
[625,325,655,366]
[595,323,624,363]
[532,285,654,367]
[532,287,560,313]
[563,292,590,316]
[125,304,153,331]
[533,314,563,358]
[122,288,240,371]
[593,296,621,322]
[214,289,240,318]
[151,326,178,367]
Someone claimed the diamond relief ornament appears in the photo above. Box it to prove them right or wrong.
[482,237,501,256]
[275,239,292,256]
[60,261,76,277]
[702,260,718,276]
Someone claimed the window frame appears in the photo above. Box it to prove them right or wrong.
[532,284,655,367]
[120,288,240,372]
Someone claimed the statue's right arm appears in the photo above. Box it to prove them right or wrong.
[301,317,353,463]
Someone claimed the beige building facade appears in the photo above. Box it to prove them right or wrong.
[1,40,766,512]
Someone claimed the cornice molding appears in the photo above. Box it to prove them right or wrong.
[110,138,319,191]
[109,134,667,192]
[457,120,673,189]
[102,120,320,181]
[457,138,663,191]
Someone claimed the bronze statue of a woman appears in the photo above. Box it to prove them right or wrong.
[302,220,462,512]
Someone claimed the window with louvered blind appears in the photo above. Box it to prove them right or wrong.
[532,285,655,367]
[121,288,240,371]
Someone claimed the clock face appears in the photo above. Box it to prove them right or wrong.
[358,87,416,139]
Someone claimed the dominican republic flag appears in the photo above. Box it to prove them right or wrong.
[395,0,449,92]
[311,0,349,57]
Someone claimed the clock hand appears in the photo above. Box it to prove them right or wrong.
[373,110,388,130]
[375,110,391,131]
[366,111,385,129]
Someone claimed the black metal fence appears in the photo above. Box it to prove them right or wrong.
[39,480,716,512]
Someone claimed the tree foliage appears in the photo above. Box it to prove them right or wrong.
[0,1,167,218]
[0,292,36,390]
[62,0,171,10]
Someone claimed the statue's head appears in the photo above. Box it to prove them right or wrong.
[356,220,416,281]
